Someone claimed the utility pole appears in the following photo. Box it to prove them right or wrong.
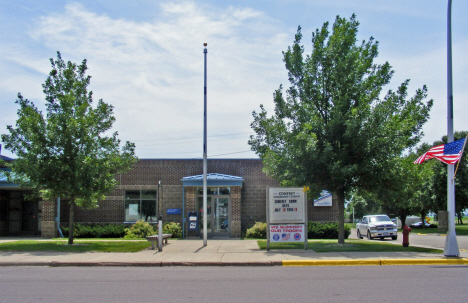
[203,43,208,247]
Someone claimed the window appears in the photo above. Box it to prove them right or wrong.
[196,187,230,195]
[125,190,158,222]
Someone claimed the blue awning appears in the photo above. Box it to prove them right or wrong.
[181,173,244,187]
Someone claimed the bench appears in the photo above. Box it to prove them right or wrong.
[146,234,172,250]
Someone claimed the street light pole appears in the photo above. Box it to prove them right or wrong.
[203,43,208,247]
[444,0,459,257]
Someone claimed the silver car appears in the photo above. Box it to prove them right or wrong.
[356,215,398,240]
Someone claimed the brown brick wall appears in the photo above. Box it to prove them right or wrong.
[160,185,183,224]
[308,199,339,222]
[46,159,337,237]
[118,159,280,234]
[41,221,57,238]
[60,199,125,224]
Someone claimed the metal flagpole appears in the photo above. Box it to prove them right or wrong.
[203,43,208,247]
[445,0,459,257]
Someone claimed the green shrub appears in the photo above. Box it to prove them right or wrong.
[245,222,267,239]
[103,224,127,237]
[162,222,182,238]
[124,220,156,239]
[61,226,69,237]
[308,222,350,239]
[60,224,126,238]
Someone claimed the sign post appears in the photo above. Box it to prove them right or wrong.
[266,188,307,250]
[158,213,163,252]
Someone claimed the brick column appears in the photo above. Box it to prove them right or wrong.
[184,187,196,237]
[231,186,241,237]
[185,187,196,212]
[41,199,57,238]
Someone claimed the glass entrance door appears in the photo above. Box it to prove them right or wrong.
[212,198,230,237]
[197,196,230,238]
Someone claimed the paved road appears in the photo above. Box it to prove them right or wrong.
[349,228,468,252]
[1,266,467,303]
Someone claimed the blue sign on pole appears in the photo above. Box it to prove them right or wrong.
[166,208,182,215]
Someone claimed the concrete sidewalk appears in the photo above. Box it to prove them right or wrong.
[1,238,468,267]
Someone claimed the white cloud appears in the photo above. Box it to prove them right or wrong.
[10,1,290,158]
[2,1,464,160]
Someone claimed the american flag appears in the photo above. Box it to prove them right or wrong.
[282,233,291,241]
[414,137,467,165]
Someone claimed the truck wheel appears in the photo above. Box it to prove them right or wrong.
[357,230,363,239]
[392,236,397,240]
[367,230,373,240]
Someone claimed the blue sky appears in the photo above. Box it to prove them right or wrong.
[1,0,467,159]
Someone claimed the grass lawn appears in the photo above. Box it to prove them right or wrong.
[257,239,442,253]
[0,240,151,252]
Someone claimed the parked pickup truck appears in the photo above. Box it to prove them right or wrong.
[356,215,398,240]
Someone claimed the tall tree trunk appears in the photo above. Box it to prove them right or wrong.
[420,211,426,229]
[68,200,75,245]
[398,211,408,230]
[335,190,345,244]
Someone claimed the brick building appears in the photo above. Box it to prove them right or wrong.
[1,158,339,238]
[1,151,43,237]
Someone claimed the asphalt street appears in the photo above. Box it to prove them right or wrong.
[1,266,467,303]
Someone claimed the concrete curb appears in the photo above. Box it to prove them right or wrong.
[283,260,381,266]
[283,258,468,266]
[1,259,468,267]
[0,262,52,267]
[0,261,283,267]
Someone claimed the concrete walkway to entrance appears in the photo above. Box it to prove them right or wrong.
[1,237,468,266]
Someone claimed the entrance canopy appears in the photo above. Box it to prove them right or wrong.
[181,173,243,187]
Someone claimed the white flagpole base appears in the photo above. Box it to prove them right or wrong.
[444,229,459,257]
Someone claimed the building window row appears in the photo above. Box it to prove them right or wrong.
[124,190,158,222]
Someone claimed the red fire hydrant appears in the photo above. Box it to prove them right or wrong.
[402,225,412,247]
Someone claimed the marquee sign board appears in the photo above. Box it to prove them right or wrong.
[268,188,306,224]
[266,187,308,250]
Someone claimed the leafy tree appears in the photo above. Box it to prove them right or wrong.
[369,153,433,228]
[248,15,433,244]
[346,194,382,221]
[1,52,137,244]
